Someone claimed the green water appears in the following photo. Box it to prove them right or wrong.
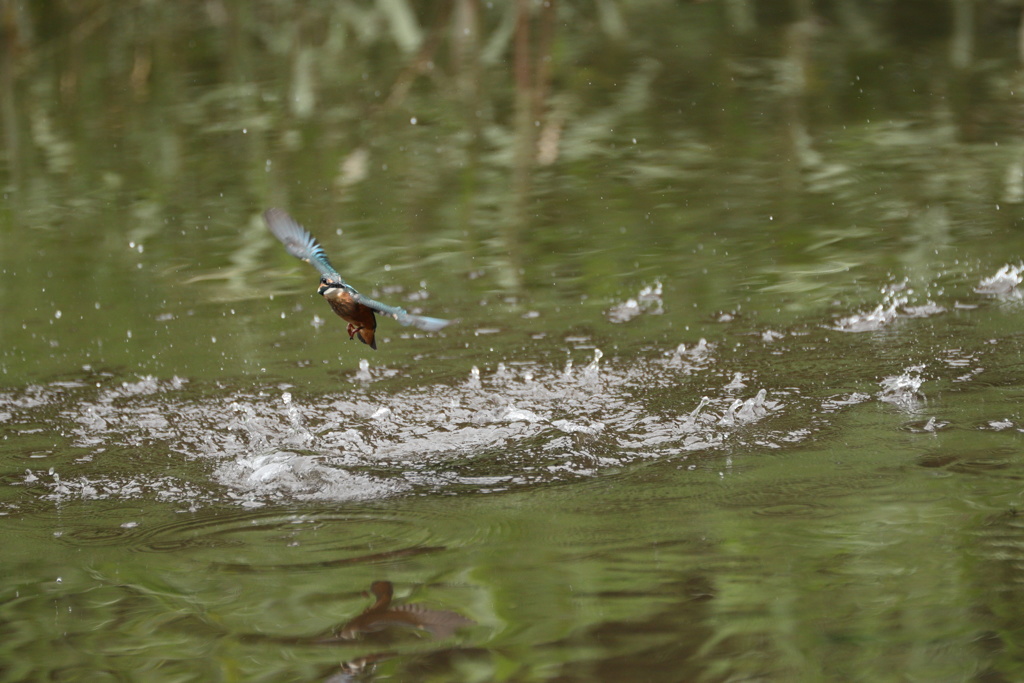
[4,2,1024,681]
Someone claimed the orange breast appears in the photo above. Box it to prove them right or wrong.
[322,288,377,349]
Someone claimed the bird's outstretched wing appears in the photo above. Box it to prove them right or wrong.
[265,207,453,333]
[351,292,452,332]
[264,208,342,281]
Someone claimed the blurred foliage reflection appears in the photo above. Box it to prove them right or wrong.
[2,0,1024,377]
[5,3,1024,682]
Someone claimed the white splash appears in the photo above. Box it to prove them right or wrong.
[976,263,1023,295]
[878,366,925,410]
[606,281,664,323]
[354,359,372,383]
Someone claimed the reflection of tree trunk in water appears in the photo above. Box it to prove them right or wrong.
[1005,25,1024,205]
[533,0,555,128]
[1002,7,1024,204]
[504,0,555,291]
[779,5,821,212]
[288,19,317,119]
[224,2,270,202]
[405,3,468,277]
[833,0,883,52]
[948,0,982,142]
[949,0,973,71]
[502,0,533,291]
[222,3,282,312]
[1020,7,1024,66]
[723,0,755,36]
[0,0,20,193]
[452,0,479,109]
[451,0,483,275]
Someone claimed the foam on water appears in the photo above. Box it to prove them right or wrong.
[606,281,664,323]
[878,366,926,411]
[975,263,1023,295]
[0,346,801,508]
[830,280,947,332]
[2,266,1018,509]
[831,301,902,332]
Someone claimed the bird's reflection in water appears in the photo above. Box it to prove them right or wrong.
[331,580,475,641]
[324,651,397,683]
[322,580,476,681]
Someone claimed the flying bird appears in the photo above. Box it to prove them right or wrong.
[264,208,451,349]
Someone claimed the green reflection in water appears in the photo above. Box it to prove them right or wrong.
[3,2,1024,681]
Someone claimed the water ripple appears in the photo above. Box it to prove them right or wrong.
[3,291,1019,510]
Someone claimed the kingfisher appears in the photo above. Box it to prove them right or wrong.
[263,208,451,349]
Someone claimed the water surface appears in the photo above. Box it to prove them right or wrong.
[3,3,1024,681]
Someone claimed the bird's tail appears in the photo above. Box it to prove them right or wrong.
[356,327,377,350]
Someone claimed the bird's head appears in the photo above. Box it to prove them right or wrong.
[317,277,342,296]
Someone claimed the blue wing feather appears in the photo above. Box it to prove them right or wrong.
[264,208,342,281]
[350,292,453,332]
[265,207,453,334]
